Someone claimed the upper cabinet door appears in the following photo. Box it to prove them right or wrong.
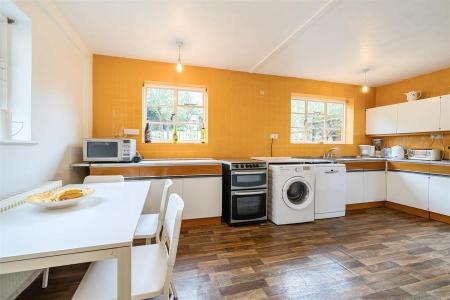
[366,104,398,135]
[440,94,450,131]
[397,97,441,133]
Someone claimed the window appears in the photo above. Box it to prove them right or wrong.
[291,96,346,143]
[143,84,207,143]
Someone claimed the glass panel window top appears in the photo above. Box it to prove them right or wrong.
[291,99,305,113]
[146,87,174,122]
[308,101,325,114]
[178,90,204,106]
[177,106,204,123]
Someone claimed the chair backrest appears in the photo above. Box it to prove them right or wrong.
[155,179,173,242]
[83,175,125,184]
[161,193,184,268]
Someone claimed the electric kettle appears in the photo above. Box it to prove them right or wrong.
[391,145,405,159]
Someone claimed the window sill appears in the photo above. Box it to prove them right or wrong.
[144,142,208,145]
[0,139,38,145]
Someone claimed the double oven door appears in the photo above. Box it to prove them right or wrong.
[230,169,267,224]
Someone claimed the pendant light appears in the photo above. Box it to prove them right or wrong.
[176,41,183,73]
[361,69,369,93]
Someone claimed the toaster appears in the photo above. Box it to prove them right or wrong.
[407,149,441,161]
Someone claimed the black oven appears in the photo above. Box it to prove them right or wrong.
[231,190,267,222]
[231,170,267,190]
[222,161,268,225]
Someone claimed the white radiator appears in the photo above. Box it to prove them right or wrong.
[0,181,62,300]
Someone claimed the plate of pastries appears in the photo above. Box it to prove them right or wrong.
[26,188,95,209]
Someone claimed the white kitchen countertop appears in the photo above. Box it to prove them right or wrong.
[72,158,222,168]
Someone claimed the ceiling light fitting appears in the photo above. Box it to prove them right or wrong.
[176,41,183,73]
[362,69,369,93]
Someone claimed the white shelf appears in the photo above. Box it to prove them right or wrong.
[0,139,38,145]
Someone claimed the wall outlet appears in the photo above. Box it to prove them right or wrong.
[124,128,139,136]
[431,133,444,140]
[270,133,278,140]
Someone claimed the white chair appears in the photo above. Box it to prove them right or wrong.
[42,175,125,289]
[83,175,125,184]
[73,193,184,300]
[134,179,173,244]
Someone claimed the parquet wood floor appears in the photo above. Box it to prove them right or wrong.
[17,208,450,299]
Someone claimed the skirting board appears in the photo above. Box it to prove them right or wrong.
[385,201,430,219]
[181,217,222,229]
[346,201,386,211]
[430,212,450,225]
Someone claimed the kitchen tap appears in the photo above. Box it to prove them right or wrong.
[323,147,339,160]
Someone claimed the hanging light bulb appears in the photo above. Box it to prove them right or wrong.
[361,69,369,93]
[176,41,183,73]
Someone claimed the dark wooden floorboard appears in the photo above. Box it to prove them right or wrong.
[16,207,450,299]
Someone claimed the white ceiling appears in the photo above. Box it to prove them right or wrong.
[54,0,450,86]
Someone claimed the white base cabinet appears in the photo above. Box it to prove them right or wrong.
[146,177,222,219]
[364,171,386,203]
[387,171,429,210]
[429,175,450,216]
[346,172,364,204]
[182,177,222,220]
[346,171,386,204]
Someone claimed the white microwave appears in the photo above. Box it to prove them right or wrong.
[83,138,136,162]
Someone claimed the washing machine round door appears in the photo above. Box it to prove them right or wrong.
[282,177,313,210]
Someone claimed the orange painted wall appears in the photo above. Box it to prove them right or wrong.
[375,67,450,159]
[93,55,374,159]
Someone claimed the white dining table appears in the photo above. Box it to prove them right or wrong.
[0,181,151,300]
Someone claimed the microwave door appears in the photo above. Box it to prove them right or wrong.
[86,141,120,161]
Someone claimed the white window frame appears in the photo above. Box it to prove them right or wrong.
[0,13,8,110]
[142,82,208,144]
[290,95,346,144]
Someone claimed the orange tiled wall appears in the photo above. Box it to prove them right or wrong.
[375,67,450,159]
[93,55,374,159]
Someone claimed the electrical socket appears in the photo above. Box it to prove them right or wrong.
[270,133,278,140]
[431,133,444,140]
[124,128,139,136]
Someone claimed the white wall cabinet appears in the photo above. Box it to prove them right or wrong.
[145,177,222,219]
[387,171,429,210]
[346,171,386,204]
[397,97,441,133]
[366,104,398,135]
[363,171,386,203]
[429,175,450,216]
[346,172,364,204]
[440,95,450,131]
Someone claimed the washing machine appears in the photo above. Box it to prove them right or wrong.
[268,164,315,225]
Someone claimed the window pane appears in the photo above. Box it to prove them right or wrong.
[148,123,173,141]
[327,102,344,116]
[326,117,344,142]
[308,101,325,113]
[146,88,174,122]
[291,113,305,128]
[290,127,304,143]
[177,106,204,123]
[177,123,202,141]
[178,90,203,106]
[306,114,324,142]
[291,99,305,113]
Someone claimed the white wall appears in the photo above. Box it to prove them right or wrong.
[0,0,91,298]
[0,0,91,198]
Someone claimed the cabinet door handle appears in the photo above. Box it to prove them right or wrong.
[325,170,339,174]
[233,191,266,196]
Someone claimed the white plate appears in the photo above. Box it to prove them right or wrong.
[27,189,95,209]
